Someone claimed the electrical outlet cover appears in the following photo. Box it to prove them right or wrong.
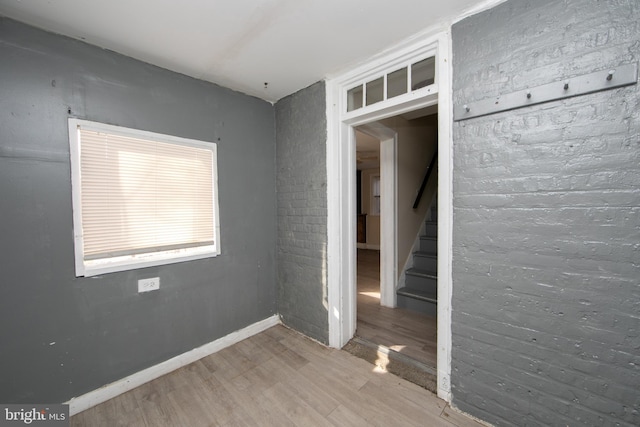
[138,277,160,293]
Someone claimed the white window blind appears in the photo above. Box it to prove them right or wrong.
[69,119,220,277]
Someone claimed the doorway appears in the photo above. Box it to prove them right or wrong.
[356,123,397,308]
[353,111,439,386]
[326,32,452,401]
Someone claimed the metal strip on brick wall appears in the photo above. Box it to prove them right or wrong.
[454,62,638,121]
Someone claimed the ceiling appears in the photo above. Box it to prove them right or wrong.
[0,0,493,102]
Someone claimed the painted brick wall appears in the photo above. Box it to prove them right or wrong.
[275,82,329,343]
[451,1,639,425]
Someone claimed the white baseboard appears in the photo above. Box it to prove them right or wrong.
[66,314,281,416]
[356,243,380,250]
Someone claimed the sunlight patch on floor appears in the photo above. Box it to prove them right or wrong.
[358,290,380,299]
[374,350,390,373]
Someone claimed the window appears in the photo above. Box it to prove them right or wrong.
[68,119,220,277]
[346,54,436,112]
[370,174,381,215]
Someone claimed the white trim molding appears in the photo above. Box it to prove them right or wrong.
[66,315,281,416]
[358,123,398,309]
[326,31,453,402]
[435,30,454,403]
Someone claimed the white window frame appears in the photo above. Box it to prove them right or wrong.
[68,118,221,277]
[370,173,381,216]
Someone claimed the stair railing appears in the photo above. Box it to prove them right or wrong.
[412,149,437,209]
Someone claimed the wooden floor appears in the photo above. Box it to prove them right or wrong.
[356,249,438,367]
[71,325,481,426]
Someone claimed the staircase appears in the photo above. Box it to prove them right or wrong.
[397,203,437,317]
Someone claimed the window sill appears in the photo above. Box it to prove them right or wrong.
[77,246,219,277]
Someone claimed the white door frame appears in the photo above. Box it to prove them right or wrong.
[326,31,453,401]
[358,123,397,308]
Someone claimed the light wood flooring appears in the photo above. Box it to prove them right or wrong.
[71,325,480,426]
[356,249,438,367]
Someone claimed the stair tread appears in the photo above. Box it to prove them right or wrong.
[398,286,437,297]
[414,251,437,258]
[397,287,437,303]
[406,268,437,279]
[405,201,438,310]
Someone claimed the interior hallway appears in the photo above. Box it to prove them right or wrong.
[70,325,480,426]
[356,249,438,368]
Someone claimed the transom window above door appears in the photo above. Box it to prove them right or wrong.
[346,56,436,112]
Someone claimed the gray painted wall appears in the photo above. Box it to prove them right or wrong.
[275,82,329,344]
[451,1,639,426]
[0,17,277,403]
